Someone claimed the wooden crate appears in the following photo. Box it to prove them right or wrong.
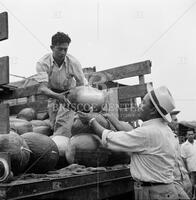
[0,60,152,133]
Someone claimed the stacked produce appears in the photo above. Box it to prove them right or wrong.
[51,135,69,169]
[22,132,59,173]
[0,86,131,176]
[0,131,31,175]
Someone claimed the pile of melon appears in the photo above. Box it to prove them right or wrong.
[0,106,131,176]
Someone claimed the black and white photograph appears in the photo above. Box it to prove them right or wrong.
[0,0,196,199]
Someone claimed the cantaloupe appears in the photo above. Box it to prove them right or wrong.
[51,135,70,169]
[22,132,59,173]
[10,118,33,135]
[66,133,109,167]
[17,108,37,121]
[0,131,31,175]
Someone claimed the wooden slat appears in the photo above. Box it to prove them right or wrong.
[0,84,40,100]
[0,56,9,85]
[104,88,119,119]
[9,100,48,115]
[0,103,9,134]
[118,83,149,100]
[87,60,151,84]
[119,107,140,122]
[0,12,8,41]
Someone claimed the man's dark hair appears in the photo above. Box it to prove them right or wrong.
[51,32,71,46]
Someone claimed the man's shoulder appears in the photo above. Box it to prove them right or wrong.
[38,53,52,64]
[67,54,81,66]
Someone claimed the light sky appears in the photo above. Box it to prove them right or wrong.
[0,0,196,121]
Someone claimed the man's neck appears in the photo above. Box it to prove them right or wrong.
[53,57,64,68]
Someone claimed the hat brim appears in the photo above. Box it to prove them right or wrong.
[170,110,180,115]
[147,83,172,123]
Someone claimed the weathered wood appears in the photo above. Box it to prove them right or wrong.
[0,84,40,100]
[118,84,149,100]
[0,12,8,41]
[139,75,145,84]
[87,60,151,84]
[9,100,48,115]
[0,167,133,200]
[0,56,9,85]
[0,103,9,134]
[105,88,119,119]
[0,61,151,100]
[119,107,140,122]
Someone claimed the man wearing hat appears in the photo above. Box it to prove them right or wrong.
[78,84,179,199]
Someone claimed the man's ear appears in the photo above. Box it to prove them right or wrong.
[150,106,157,115]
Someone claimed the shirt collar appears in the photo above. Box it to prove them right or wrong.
[141,118,165,127]
[50,53,67,65]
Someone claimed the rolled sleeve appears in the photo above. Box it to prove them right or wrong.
[101,128,147,153]
[102,129,112,147]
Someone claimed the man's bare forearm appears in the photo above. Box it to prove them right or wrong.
[38,84,64,102]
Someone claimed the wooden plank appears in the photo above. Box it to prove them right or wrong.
[118,83,149,100]
[0,103,9,134]
[0,12,8,41]
[119,107,140,122]
[0,84,41,100]
[0,56,9,85]
[104,88,119,119]
[87,60,151,84]
[1,168,133,200]
[9,100,48,115]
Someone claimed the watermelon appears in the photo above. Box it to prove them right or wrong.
[17,108,37,121]
[22,132,59,173]
[51,135,70,169]
[66,133,109,167]
[67,86,107,112]
[71,113,112,135]
[0,131,31,175]
[10,118,33,135]
[33,126,53,136]
[30,120,48,127]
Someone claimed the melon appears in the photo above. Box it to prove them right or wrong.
[71,113,111,135]
[17,108,37,121]
[67,86,107,112]
[10,118,33,135]
[22,132,59,173]
[0,131,31,175]
[30,120,48,127]
[33,126,53,136]
[36,112,49,121]
[51,135,70,169]
[66,133,109,167]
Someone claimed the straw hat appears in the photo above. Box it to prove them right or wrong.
[147,84,175,122]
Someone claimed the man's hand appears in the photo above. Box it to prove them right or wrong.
[57,94,71,106]
[77,111,94,124]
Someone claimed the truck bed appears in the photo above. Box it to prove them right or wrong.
[0,165,134,200]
